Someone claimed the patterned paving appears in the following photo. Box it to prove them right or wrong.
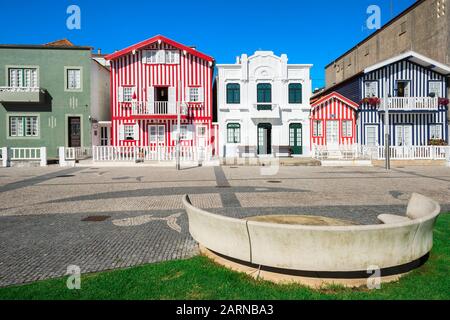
[0,165,449,287]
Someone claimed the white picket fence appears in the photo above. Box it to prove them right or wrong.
[64,147,92,160]
[0,147,6,167]
[92,146,212,163]
[0,147,47,167]
[313,144,450,161]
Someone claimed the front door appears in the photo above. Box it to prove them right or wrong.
[326,120,339,146]
[365,125,379,146]
[289,123,303,155]
[395,125,412,146]
[149,125,166,146]
[258,123,272,155]
[68,117,81,147]
[196,125,207,148]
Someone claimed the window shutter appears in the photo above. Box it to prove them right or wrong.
[134,124,140,141]
[174,51,180,64]
[168,87,176,105]
[118,87,124,102]
[119,125,125,140]
[158,50,165,64]
[185,87,191,103]
[187,125,194,140]
[142,50,147,64]
[198,88,204,103]
[171,125,178,141]
[147,86,154,103]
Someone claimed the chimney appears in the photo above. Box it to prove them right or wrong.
[236,56,241,64]
[97,48,102,55]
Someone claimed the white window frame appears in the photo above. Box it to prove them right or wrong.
[364,80,378,98]
[313,120,323,137]
[7,66,39,88]
[428,81,442,98]
[7,115,39,138]
[189,87,200,103]
[122,86,134,102]
[65,67,83,92]
[342,120,353,137]
[165,50,180,64]
[123,125,135,140]
[365,125,379,146]
[429,124,443,140]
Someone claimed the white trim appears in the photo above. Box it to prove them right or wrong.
[364,51,450,75]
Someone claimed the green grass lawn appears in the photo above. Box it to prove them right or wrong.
[0,213,449,300]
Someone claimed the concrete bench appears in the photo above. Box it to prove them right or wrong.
[182,193,440,273]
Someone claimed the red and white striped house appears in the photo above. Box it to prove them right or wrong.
[105,35,216,156]
[310,92,359,148]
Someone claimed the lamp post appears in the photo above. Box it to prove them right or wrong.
[384,78,390,170]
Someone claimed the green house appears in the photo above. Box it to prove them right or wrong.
[0,40,100,159]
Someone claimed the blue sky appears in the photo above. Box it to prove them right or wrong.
[0,0,415,89]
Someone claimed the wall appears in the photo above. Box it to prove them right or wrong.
[325,0,449,90]
[0,47,92,158]
[90,59,111,146]
[217,51,312,157]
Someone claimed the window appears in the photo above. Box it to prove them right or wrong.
[396,81,410,97]
[227,123,240,143]
[226,83,240,104]
[66,68,81,90]
[430,125,443,140]
[365,125,379,146]
[9,116,39,137]
[9,68,38,87]
[144,50,179,64]
[122,87,134,102]
[165,50,180,64]
[124,125,135,140]
[257,83,272,110]
[288,83,302,104]
[189,88,199,102]
[313,120,323,137]
[364,81,378,97]
[342,120,353,137]
[400,21,407,35]
[428,81,442,97]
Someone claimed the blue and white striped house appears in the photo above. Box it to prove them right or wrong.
[358,51,449,147]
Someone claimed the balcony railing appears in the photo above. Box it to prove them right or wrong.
[0,86,45,103]
[380,97,439,111]
[251,103,280,119]
[131,101,186,116]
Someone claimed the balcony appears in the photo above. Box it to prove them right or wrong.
[250,103,281,119]
[131,101,187,116]
[0,87,45,103]
[380,97,439,111]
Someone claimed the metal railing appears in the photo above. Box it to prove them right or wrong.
[0,86,41,93]
[131,101,178,115]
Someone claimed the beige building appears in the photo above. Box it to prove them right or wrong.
[325,0,449,95]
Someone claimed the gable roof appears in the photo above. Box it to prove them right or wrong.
[364,51,450,76]
[105,35,214,63]
[311,91,359,109]
[44,39,75,47]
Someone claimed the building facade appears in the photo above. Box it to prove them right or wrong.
[313,51,449,148]
[325,0,449,92]
[106,35,215,155]
[310,92,358,148]
[0,40,94,159]
[217,51,312,158]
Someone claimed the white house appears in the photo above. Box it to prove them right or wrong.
[217,51,312,158]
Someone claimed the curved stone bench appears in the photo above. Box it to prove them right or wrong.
[182,193,440,273]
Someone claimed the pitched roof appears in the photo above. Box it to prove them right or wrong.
[44,39,75,47]
[364,51,450,76]
[105,35,214,63]
[311,91,360,109]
